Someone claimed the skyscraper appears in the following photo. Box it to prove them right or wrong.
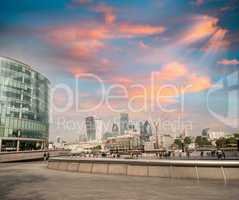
[85,116,96,141]
[112,123,119,135]
[140,120,152,142]
[85,116,103,141]
[95,118,103,141]
[120,113,128,135]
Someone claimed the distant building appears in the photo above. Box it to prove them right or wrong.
[78,134,87,142]
[0,57,50,152]
[85,116,96,141]
[55,136,65,149]
[150,134,174,149]
[120,113,128,135]
[140,120,152,142]
[208,131,225,140]
[202,128,210,138]
[144,141,155,151]
[161,135,174,149]
[85,116,103,141]
[56,136,62,144]
[105,132,140,151]
[112,123,119,135]
[95,118,103,141]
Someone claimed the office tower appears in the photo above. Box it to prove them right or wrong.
[0,57,50,152]
[140,120,152,142]
[120,113,128,135]
[95,118,103,141]
[112,123,119,135]
[85,116,103,141]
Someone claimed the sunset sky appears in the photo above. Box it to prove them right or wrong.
[0,0,239,141]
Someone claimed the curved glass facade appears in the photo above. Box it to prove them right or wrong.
[0,57,50,151]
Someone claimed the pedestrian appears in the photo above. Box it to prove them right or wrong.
[200,151,203,157]
[222,150,226,159]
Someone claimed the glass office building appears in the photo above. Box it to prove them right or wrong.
[0,57,50,151]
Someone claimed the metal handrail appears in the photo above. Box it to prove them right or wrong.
[49,157,239,167]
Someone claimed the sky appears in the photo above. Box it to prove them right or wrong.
[0,0,239,141]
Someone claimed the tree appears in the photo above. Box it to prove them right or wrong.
[174,138,182,148]
[215,137,227,148]
[233,133,239,139]
[184,137,192,145]
[93,145,102,150]
[226,137,237,145]
[195,136,211,147]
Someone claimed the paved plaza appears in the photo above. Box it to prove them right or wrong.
[0,162,239,200]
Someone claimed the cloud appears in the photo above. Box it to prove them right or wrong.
[186,74,211,93]
[93,4,116,24]
[152,62,212,94]
[118,23,165,37]
[69,57,117,77]
[127,61,212,106]
[44,21,165,44]
[178,16,220,45]
[44,24,109,44]
[201,29,229,52]
[42,20,165,72]
[69,40,105,58]
[175,15,228,52]
[217,58,239,65]
[154,62,188,81]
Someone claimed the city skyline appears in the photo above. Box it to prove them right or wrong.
[0,0,239,141]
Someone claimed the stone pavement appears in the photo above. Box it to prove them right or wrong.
[0,162,238,200]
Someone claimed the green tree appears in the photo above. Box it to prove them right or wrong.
[184,136,192,145]
[215,137,227,148]
[195,136,211,147]
[174,138,182,148]
[233,133,239,139]
[93,145,102,150]
[226,137,237,145]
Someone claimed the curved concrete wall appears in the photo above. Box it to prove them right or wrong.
[0,150,70,162]
[48,158,239,182]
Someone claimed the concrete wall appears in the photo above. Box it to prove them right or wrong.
[0,150,70,162]
[47,158,239,182]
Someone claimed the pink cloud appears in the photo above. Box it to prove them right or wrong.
[217,59,239,65]
[69,40,105,58]
[178,16,219,45]
[69,57,117,77]
[154,62,188,81]
[177,15,228,51]
[127,61,212,106]
[118,23,165,37]
[93,4,116,24]
[201,29,229,52]
[186,74,211,93]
